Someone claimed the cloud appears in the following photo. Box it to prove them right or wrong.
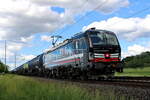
[122,44,150,58]
[83,14,150,41]
[31,0,129,14]
[0,0,129,41]
[19,54,36,61]
[41,35,52,42]
[21,36,34,42]
[7,43,24,52]
[0,0,73,41]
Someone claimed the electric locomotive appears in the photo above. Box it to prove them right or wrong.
[43,28,123,79]
[13,28,123,79]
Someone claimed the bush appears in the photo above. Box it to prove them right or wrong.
[0,61,8,73]
[123,51,150,68]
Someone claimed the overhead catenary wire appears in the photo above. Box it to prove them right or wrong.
[106,5,150,28]
[50,0,93,45]
[0,39,31,69]
[56,0,109,35]
[57,0,150,36]
[50,0,90,36]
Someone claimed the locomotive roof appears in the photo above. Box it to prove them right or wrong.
[46,39,72,53]
[86,28,115,34]
[46,28,115,53]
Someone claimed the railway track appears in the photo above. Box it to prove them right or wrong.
[109,76,150,82]
[66,76,150,88]
[97,76,150,86]
[32,76,150,88]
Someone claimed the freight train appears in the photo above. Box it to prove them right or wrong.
[12,28,123,79]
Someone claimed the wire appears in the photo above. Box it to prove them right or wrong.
[50,0,89,38]
[57,0,109,35]
[57,1,150,37]
[0,39,29,45]
[106,5,150,27]
[128,6,150,18]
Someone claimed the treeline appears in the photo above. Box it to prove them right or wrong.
[123,51,150,68]
[0,61,8,73]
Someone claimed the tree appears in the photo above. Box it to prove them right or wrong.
[0,60,8,73]
[123,51,150,68]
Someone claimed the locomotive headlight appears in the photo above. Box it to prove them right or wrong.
[104,53,110,58]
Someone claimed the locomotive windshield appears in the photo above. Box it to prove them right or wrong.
[89,31,119,46]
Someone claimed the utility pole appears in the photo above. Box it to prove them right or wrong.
[14,52,17,68]
[4,40,7,72]
[51,35,62,47]
[4,40,7,65]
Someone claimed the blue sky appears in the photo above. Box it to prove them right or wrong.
[0,0,150,70]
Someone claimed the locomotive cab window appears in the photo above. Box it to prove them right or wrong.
[89,31,119,46]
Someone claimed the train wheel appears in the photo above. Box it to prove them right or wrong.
[80,75,88,80]
[68,75,73,80]
[80,71,88,80]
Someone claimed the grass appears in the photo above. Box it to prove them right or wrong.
[0,74,126,100]
[115,67,150,77]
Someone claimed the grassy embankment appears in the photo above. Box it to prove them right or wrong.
[0,74,126,100]
[115,67,150,76]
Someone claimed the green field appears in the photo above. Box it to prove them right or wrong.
[2,67,148,100]
[115,67,150,76]
[0,74,126,100]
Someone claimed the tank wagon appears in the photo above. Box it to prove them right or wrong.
[13,54,44,76]
[13,28,123,79]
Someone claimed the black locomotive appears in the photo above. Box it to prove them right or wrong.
[13,28,123,79]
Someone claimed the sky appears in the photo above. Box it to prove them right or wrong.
[0,0,150,70]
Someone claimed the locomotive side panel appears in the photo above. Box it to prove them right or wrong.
[43,36,90,78]
[44,42,75,69]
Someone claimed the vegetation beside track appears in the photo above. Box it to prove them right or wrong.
[116,51,150,77]
[115,67,150,76]
[0,61,8,73]
[123,51,150,69]
[0,74,126,100]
